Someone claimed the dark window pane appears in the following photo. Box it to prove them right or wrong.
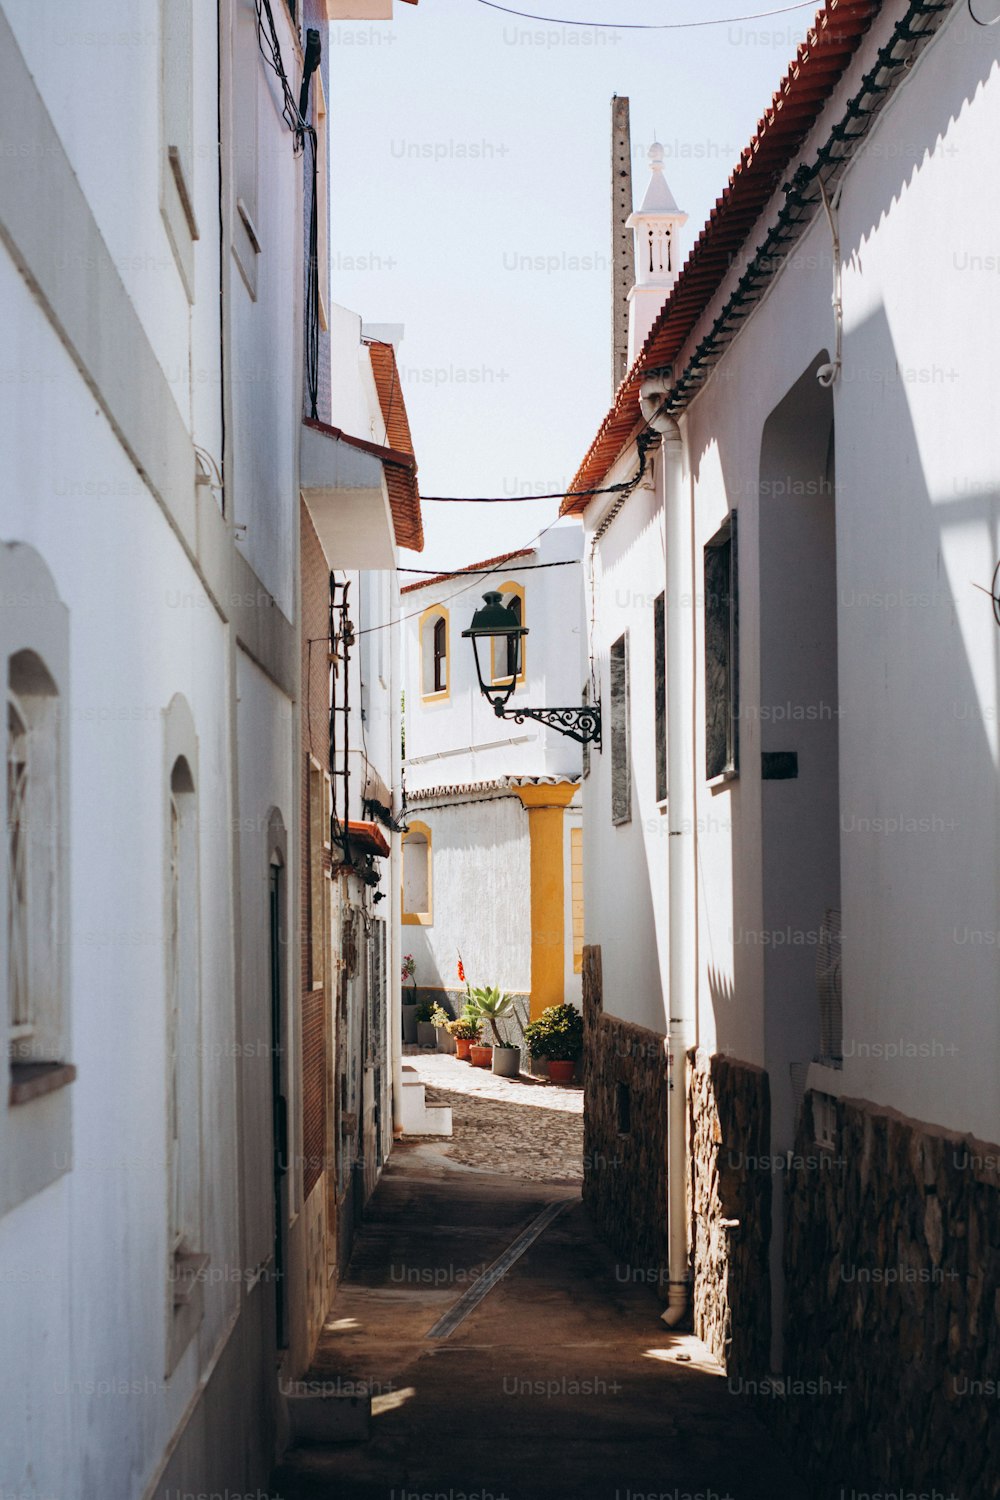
[654,592,666,802]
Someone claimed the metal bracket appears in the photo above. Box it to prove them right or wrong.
[493,700,602,749]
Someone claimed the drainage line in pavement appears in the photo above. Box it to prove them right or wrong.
[424,1200,569,1340]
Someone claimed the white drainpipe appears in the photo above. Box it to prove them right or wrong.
[641,378,696,1329]
[389,582,404,1136]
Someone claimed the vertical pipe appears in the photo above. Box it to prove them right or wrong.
[389,578,404,1134]
[660,414,695,1327]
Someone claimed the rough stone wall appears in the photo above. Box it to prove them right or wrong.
[581,947,668,1285]
[689,1051,772,1379]
[778,1094,1000,1498]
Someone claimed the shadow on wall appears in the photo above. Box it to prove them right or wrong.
[691,299,998,1490]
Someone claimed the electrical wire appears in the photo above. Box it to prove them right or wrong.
[474,0,819,28]
[254,0,309,142]
[355,438,653,639]
[253,0,320,413]
[420,479,648,502]
[398,558,581,577]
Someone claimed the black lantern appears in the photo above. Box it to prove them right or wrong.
[462,591,528,711]
[462,592,601,748]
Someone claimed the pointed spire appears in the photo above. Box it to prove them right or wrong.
[625,142,688,366]
[636,143,681,216]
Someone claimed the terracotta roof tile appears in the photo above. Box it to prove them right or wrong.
[561,0,877,514]
[366,340,424,552]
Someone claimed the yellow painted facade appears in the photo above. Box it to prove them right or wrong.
[514,782,578,1019]
[571,826,584,975]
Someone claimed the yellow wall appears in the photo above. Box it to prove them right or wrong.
[514,783,577,1019]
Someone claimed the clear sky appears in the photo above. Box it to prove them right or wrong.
[326,0,823,576]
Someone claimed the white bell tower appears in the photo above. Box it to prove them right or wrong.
[626,143,688,366]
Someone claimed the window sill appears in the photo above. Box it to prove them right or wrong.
[172,1250,211,1309]
[9,1061,77,1108]
[707,768,739,792]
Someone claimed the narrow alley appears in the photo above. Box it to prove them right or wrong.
[273,1063,809,1500]
[2,2,998,1496]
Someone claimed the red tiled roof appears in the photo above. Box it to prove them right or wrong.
[366,340,424,553]
[561,0,877,514]
[400,547,535,595]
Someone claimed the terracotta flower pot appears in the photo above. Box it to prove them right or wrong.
[454,1037,474,1061]
[548,1058,576,1085]
[469,1044,493,1069]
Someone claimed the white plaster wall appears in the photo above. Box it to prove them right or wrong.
[1,0,211,430]
[329,303,386,441]
[0,0,297,1486]
[402,794,532,999]
[227,2,303,620]
[641,7,999,1142]
[563,801,584,1008]
[403,523,586,790]
[582,478,670,1036]
[0,251,244,1498]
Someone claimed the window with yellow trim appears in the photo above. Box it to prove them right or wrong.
[420,608,449,700]
[490,581,526,688]
[402,821,432,924]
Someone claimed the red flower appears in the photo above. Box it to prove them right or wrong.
[457,955,466,984]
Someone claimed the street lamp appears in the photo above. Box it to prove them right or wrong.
[462,591,602,747]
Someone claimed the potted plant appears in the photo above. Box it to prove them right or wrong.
[430,1002,455,1054]
[446,1014,480,1062]
[401,953,418,1044]
[469,984,520,1078]
[523,1002,583,1084]
[491,1036,521,1078]
[415,1001,437,1049]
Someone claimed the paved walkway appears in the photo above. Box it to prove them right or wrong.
[273,1100,810,1500]
[403,1045,584,1181]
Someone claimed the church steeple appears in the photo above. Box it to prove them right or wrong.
[626,143,688,366]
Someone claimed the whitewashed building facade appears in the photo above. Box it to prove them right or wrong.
[572,4,1000,1494]
[0,0,397,1492]
[401,526,586,1035]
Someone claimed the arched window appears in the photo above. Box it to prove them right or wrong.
[490,581,526,687]
[420,608,449,701]
[7,649,60,1064]
[162,695,205,1371]
[401,820,432,925]
[1,543,71,1217]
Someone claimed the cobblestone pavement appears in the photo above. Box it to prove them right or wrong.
[273,1150,811,1500]
[403,1044,584,1182]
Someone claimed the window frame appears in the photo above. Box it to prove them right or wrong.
[401,820,432,926]
[704,511,740,783]
[490,580,527,689]
[419,606,450,703]
[0,543,73,1222]
[654,592,667,804]
[162,694,206,1375]
[610,631,631,826]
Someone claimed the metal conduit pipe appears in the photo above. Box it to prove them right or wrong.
[641,378,696,1329]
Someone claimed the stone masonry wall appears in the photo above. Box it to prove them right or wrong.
[689,1051,772,1379]
[778,1093,1000,1498]
[581,947,668,1286]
